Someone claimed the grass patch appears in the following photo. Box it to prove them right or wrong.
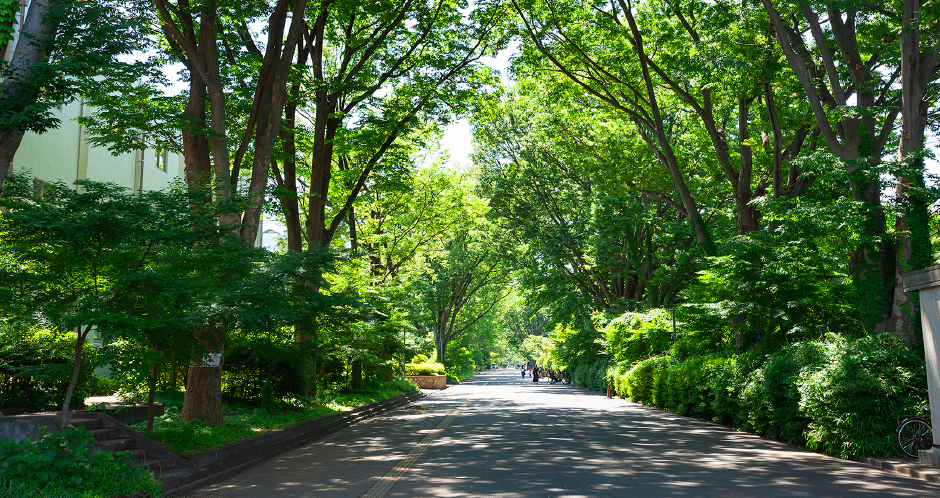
[446,366,476,383]
[132,379,417,456]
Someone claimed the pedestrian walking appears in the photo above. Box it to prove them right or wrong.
[533,365,540,383]
[521,368,525,379]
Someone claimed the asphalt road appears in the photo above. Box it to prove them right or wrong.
[194,369,940,497]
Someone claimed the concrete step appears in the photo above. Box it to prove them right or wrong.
[145,458,170,473]
[127,448,148,460]
[98,437,136,452]
[89,428,112,441]
[70,418,102,431]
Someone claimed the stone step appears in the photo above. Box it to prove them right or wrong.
[69,418,102,431]
[89,428,112,441]
[127,448,148,460]
[145,457,169,473]
[98,437,136,452]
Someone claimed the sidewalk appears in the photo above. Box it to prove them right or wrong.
[862,456,940,484]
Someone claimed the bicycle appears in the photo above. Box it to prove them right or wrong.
[897,408,933,458]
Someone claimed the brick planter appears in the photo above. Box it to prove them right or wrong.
[405,374,447,389]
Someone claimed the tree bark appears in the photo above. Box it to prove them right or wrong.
[59,325,91,429]
[0,130,24,192]
[350,360,362,390]
[147,360,159,433]
[0,0,53,192]
[181,365,223,424]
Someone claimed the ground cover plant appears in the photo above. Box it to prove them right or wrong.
[132,379,417,456]
[0,427,160,498]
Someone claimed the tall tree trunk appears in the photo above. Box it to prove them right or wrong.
[181,365,223,424]
[181,325,224,424]
[147,360,159,433]
[0,130,24,192]
[0,0,53,193]
[436,338,447,364]
[736,97,760,234]
[889,0,937,341]
[350,360,362,390]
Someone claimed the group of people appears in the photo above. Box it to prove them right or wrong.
[521,365,560,383]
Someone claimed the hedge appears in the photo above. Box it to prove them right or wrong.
[405,363,446,376]
[607,334,926,460]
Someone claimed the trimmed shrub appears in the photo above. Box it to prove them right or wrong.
[607,333,926,459]
[405,363,446,376]
[570,356,610,392]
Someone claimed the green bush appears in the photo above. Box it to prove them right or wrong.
[607,333,927,459]
[222,329,310,402]
[0,326,94,410]
[568,356,610,392]
[405,363,446,376]
[83,375,121,398]
[0,427,159,497]
[798,334,927,460]
[411,354,431,364]
[602,310,673,365]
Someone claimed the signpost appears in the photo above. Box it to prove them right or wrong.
[902,265,940,465]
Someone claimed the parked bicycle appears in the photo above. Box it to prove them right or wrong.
[897,408,933,458]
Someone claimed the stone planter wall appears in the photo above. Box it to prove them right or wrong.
[0,415,59,443]
[405,374,447,389]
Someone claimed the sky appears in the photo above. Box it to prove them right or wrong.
[437,42,519,171]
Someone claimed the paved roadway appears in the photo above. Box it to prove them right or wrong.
[194,369,940,497]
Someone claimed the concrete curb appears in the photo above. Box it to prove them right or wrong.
[162,390,424,496]
[861,457,940,484]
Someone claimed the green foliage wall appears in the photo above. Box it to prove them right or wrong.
[0,326,94,410]
[608,332,926,460]
[222,329,310,403]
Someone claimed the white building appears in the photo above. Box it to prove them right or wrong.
[12,99,185,193]
[4,0,184,192]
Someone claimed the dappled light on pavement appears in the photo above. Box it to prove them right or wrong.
[198,369,940,497]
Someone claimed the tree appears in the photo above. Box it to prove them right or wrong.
[511,0,819,255]
[0,175,237,427]
[475,86,700,316]
[270,0,507,252]
[420,221,509,363]
[79,0,310,422]
[760,0,940,335]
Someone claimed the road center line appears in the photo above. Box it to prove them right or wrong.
[361,397,473,498]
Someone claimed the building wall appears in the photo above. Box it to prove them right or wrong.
[11,99,184,191]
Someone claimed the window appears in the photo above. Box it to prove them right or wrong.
[155,147,168,172]
[33,177,48,198]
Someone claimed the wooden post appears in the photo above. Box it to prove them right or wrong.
[902,265,940,465]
